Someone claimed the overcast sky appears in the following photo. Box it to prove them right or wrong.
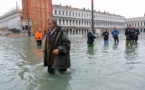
[0,0,145,18]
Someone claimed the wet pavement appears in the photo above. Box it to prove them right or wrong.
[0,32,145,90]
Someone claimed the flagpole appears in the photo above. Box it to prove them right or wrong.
[91,0,95,34]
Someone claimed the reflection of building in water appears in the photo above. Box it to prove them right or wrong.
[126,16,145,32]
[52,4,125,35]
[69,36,86,43]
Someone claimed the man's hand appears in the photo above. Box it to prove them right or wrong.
[53,49,59,55]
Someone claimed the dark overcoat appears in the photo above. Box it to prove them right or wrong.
[43,26,71,69]
[87,32,96,44]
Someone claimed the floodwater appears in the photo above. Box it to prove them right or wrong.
[0,32,145,90]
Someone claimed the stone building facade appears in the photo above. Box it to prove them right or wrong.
[126,17,145,32]
[52,4,125,35]
[0,3,125,35]
[0,7,22,33]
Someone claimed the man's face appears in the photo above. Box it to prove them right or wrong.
[39,30,41,33]
[128,25,131,28]
[89,29,92,32]
[47,20,55,31]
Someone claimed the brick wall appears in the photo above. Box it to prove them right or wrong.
[22,0,52,34]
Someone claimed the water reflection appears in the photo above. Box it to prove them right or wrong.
[37,45,42,49]
[113,42,119,48]
[27,71,72,90]
[87,45,94,55]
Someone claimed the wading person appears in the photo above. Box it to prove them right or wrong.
[134,27,140,43]
[43,17,71,74]
[87,28,96,47]
[125,24,135,46]
[111,27,119,43]
[35,29,43,46]
[102,29,109,45]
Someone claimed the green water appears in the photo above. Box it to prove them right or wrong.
[0,32,145,90]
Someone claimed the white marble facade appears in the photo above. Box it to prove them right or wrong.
[126,17,145,32]
[52,4,125,35]
[0,8,22,32]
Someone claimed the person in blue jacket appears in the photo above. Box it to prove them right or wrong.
[111,27,119,43]
[87,28,96,46]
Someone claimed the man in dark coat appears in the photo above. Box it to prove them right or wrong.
[43,17,71,74]
[134,27,140,43]
[87,28,96,47]
[102,29,109,45]
[125,24,135,46]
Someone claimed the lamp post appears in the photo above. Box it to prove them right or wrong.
[27,18,31,36]
[91,0,95,34]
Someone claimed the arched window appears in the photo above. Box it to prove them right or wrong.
[59,11,61,15]
[66,19,68,25]
[22,26,25,30]
[70,20,71,25]
[73,20,75,25]
[59,19,61,25]
[63,19,65,24]
[55,10,57,14]
[63,11,64,15]
[25,25,28,30]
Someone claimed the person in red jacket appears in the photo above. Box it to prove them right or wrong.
[35,29,43,46]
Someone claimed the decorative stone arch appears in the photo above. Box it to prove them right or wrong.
[84,29,87,35]
[72,29,75,35]
[82,29,84,35]
[70,20,72,25]
[22,26,25,30]
[58,10,61,15]
[63,19,65,24]
[25,25,28,30]
[76,20,78,25]
[87,29,89,33]
[79,20,81,25]
[140,28,142,32]
[59,19,61,25]
[76,29,78,35]
[79,29,81,35]
[70,29,72,35]
[82,20,83,25]
[66,19,68,25]
[73,20,75,25]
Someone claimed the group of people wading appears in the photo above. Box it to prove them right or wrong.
[87,24,140,46]
[34,17,140,75]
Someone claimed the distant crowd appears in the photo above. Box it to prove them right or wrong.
[87,24,140,46]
